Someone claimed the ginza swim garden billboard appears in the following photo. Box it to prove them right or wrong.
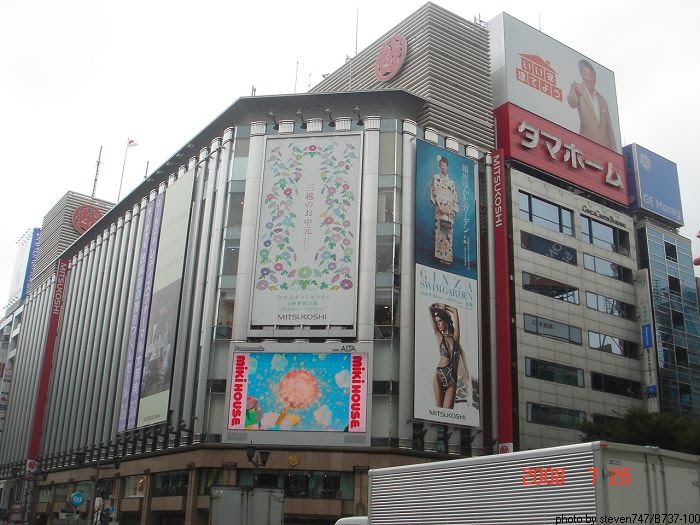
[414,140,480,429]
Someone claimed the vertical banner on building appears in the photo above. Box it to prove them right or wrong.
[250,135,362,328]
[0,361,12,433]
[6,227,41,307]
[413,140,479,428]
[227,342,369,433]
[28,257,68,459]
[137,171,195,427]
[636,269,660,413]
[491,150,514,450]
[119,199,156,432]
[128,192,165,428]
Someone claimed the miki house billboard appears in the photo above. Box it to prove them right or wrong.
[228,342,369,436]
[489,13,622,153]
[624,144,683,226]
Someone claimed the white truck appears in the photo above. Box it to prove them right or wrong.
[364,441,699,524]
[209,486,283,525]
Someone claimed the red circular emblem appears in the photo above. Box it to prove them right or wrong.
[499,445,511,454]
[374,34,408,82]
[72,204,102,234]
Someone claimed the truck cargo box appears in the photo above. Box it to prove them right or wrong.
[368,441,699,524]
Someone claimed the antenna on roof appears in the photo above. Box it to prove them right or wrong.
[355,1,359,56]
[294,61,299,93]
[91,145,102,198]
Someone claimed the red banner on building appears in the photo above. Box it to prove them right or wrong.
[28,257,69,460]
[494,103,628,206]
[491,150,513,449]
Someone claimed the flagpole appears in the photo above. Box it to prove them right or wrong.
[117,139,137,202]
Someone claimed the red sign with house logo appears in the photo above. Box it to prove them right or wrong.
[494,103,628,206]
[516,54,563,101]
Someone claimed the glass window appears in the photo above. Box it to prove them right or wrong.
[583,254,633,283]
[664,242,678,262]
[580,215,630,255]
[152,471,188,497]
[591,372,642,398]
[74,481,92,499]
[522,272,579,304]
[38,486,52,503]
[523,314,582,345]
[672,310,685,329]
[668,276,681,295]
[585,292,635,320]
[521,231,577,265]
[227,191,245,227]
[676,347,689,367]
[377,187,396,223]
[526,402,585,430]
[310,473,341,499]
[53,484,69,503]
[285,472,310,497]
[679,383,692,405]
[95,479,114,499]
[588,331,639,359]
[519,192,574,235]
[526,357,584,387]
[221,240,240,276]
[256,472,282,488]
[374,288,398,327]
[124,475,146,498]
[198,469,223,495]
[376,236,399,274]
[592,413,622,426]
[239,470,353,500]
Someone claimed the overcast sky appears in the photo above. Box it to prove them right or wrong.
[1,0,699,310]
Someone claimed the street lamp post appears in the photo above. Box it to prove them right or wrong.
[245,447,270,488]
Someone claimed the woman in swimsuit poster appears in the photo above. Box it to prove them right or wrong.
[429,302,469,409]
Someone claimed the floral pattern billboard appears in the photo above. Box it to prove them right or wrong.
[251,135,362,327]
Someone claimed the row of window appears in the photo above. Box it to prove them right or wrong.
[521,231,633,283]
[526,402,585,430]
[523,271,636,321]
[238,469,353,500]
[525,357,642,398]
[519,191,630,255]
[524,314,639,359]
[42,469,353,503]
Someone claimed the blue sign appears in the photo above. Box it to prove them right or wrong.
[70,492,84,507]
[646,385,657,397]
[624,144,683,226]
[641,324,653,349]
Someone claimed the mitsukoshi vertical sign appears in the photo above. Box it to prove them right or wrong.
[250,135,362,328]
[414,140,480,428]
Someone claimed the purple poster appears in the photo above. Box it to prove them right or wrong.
[127,192,165,428]
[118,199,155,432]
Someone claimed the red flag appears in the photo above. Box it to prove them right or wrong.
[127,139,138,147]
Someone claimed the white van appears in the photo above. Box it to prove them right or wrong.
[334,517,368,525]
